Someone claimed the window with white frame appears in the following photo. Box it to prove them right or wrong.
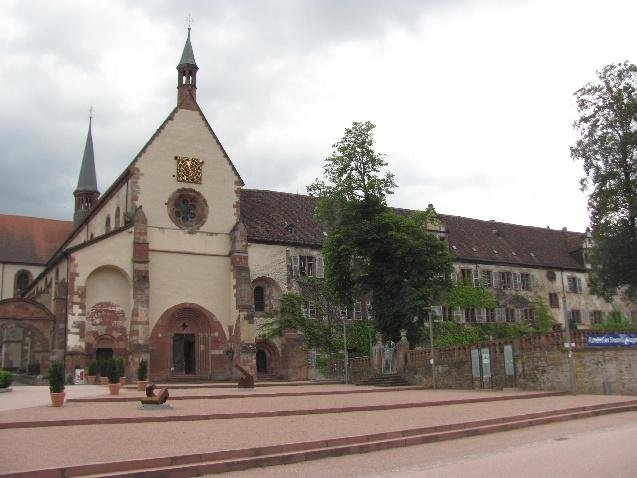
[302,300,317,319]
[339,306,348,320]
[460,268,473,284]
[481,270,493,288]
[464,308,476,323]
[353,301,363,321]
[548,293,559,308]
[567,276,583,293]
[520,273,535,291]
[292,255,324,278]
[522,308,535,321]
[569,309,582,324]
[485,308,496,322]
[495,271,513,289]
[505,308,516,323]
[590,310,602,325]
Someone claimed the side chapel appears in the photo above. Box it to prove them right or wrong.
[0,29,634,380]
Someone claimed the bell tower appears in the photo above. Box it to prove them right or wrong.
[73,110,99,226]
[177,26,198,109]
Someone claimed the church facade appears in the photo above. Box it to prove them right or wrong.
[0,31,635,381]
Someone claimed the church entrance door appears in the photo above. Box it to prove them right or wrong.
[256,349,267,373]
[96,347,113,362]
[172,334,196,374]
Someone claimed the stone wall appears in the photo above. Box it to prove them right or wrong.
[378,330,637,395]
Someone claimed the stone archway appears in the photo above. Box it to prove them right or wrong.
[0,298,55,374]
[149,303,228,381]
[255,339,280,378]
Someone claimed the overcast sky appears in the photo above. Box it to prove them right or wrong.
[1,0,636,232]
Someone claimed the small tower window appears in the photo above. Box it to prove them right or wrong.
[114,207,121,228]
[14,270,32,297]
[254,286,265,312]
[105,215,111,233]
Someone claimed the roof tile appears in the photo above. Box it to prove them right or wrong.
[0,214,74,265]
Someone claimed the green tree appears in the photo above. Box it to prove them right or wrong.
[309,121,453,343]
[571,62,637,300]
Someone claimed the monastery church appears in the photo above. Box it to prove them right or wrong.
[0,30,634,381]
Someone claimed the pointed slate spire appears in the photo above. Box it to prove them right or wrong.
[73,112,100,225]
[177,27,199,108]
[178,27,197,68]
[75,116,98,192]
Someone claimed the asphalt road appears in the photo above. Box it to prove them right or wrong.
[222,411,637,478]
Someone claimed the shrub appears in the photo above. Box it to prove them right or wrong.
[107,359,120,384]
[88,360,98,376]
[115,357,125,379]
[98,360,109,378]
[137,359,148,381]
[0,370,14,388]
[49,361,65,393]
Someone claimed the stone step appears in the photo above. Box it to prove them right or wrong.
[0,390,566,430]
[357,374,410,386]
[10,400,637,478]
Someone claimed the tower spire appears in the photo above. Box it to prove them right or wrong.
[177,21,199,109]
[73,109,100,225]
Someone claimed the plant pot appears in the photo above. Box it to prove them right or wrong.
[108,383,121,395]
[87,375,96,385]
[119,377,126,386]
[50,391,66,407]
[99,376,109,385]
[136,380,148,391]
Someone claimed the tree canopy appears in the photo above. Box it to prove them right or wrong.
[571,62,637,300]
[308,121,453,343]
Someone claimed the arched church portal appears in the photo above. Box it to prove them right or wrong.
[149,304,227,380]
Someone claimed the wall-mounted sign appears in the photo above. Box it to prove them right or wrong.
[175,156,204,184]
[587,333,637,347]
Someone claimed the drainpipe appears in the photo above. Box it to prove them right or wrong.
[560,270,577,395]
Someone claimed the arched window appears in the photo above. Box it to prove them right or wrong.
[105,215,111,233]
[14,270,32,297]
[254,286,265,312]
[114,207,121,228]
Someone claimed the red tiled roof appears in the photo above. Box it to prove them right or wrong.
[240,190,586,270]
[240,189,325,247]
[0,214,74,265]
[438,214,585,270]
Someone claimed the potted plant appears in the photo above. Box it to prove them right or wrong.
[87,361,98,384]
[98,360,109,385]
[107,358,121,395]
[49,360,65,407]
[115,357,126,385]
[136,359,148,391]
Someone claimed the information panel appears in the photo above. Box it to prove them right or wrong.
[587,334,637,347]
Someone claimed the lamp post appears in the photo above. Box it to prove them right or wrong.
[560,272,577,395]
[428,310,437,390]
[343,311,349,385]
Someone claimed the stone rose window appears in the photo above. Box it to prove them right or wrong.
[167,188,208,230]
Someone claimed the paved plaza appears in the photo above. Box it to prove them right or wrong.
[0,382,636,477]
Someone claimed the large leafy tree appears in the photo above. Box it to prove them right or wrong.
[308,121,453,342]
[571,62,637,300]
